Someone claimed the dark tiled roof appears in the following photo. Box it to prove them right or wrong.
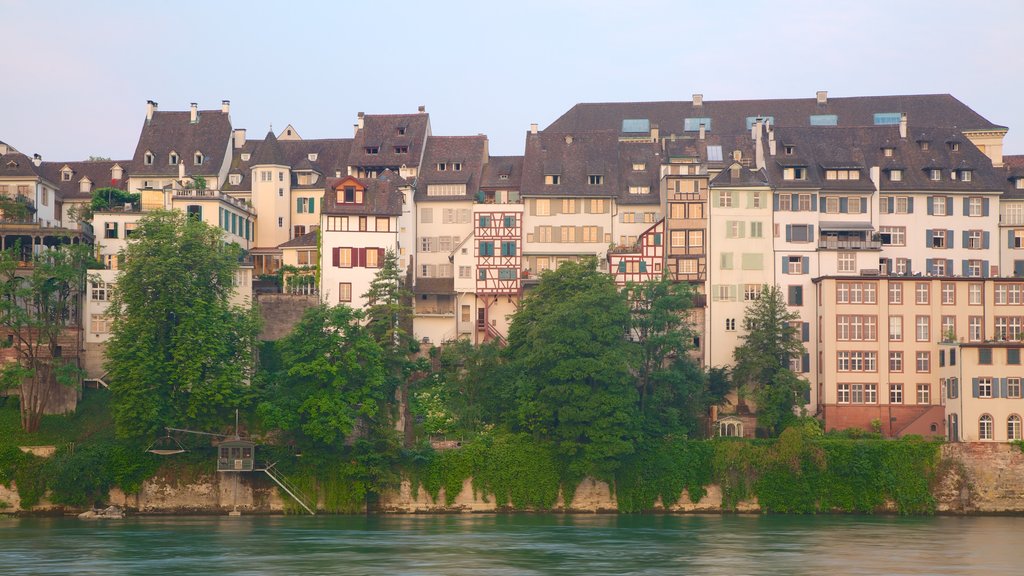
[414,135,488,202]
[414,277,454,295]
[763,125,1002,193]
[1000,155,1024,199]
[221,137,353,192]
[710,163,769,188]
[481,155,524,189]
[129,108,233,176]
[39,160,130,200]
[250,130,287,166]
[348,112,429,169]
[545,94,1005,141]
[521,130,663,205]
[323,170,407,216]
[0,147,42,178]
[278,231,318,249]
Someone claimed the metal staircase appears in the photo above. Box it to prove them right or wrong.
[260,462,316,515]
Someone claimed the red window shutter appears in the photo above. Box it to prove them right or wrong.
[378,248,385,267]
[332,247,339,267]
[356,248,365,267]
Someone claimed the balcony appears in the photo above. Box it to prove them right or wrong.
[174,188,254,213]
[818,237,882,250]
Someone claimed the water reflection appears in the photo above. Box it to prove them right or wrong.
[2,514,1023,575]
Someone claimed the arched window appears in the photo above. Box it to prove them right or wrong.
[169,151,179,165]
[979,414,994,440]
[194,151,204,165]
[144,151,154,165]
[1008,415,1022,441]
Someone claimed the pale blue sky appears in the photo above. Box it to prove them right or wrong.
[2,0,1023,161]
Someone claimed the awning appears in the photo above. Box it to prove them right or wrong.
[819,221,874,231]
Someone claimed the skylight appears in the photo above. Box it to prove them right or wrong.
[809,114,838,126]
[621,119,650,133]
[684,117,712,132]
[873,113,902,125]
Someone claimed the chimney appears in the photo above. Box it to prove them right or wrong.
[233,128,246,149]
[733,149,742,162]
[353,124,359,137]
[221,100,230,114]
[190,102,198,123]
[178,160,185,180]
[698,123,706,141]
[692,93,703,106]
[753,118,763,140]
[650,123,659,141]
[418,105,426,113]
[816,90,828,104]
[899,113,908,139]
[32,153,41,167]
[146,100,157,122]
[530,123,538,135]
[768,127,777,156]
[357,111,365,130]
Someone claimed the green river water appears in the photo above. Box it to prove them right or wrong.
[1,514,1021,575]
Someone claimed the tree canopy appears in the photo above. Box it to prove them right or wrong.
[106,210,259,439]
[732,284,808,435]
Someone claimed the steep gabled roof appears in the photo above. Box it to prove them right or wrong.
[323,170,407,217]
[39,160,130,200]
[129,107,233,176]
[250,130,287,167]
[415,135,488,202]
[481,155,524,189]
[348,112,430,169]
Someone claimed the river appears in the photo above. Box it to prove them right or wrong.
[1,514,1021,575]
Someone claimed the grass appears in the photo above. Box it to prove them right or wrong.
[0,387,114,449]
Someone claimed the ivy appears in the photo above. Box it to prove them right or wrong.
[615,438,713,513]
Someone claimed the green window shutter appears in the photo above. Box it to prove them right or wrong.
[972,378,979,398]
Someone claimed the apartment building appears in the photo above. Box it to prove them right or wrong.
[940,341,1024,442]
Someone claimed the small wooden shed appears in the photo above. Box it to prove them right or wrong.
[217,439,256,472]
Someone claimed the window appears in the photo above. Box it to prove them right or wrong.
[798,194,812,211]
[536,199,551,216]
[789,225,813,243]
[1009,379,1022,398]
[967,230,983,250]
[969,283,983,305]
[144,151,154,165]
[838,252,856,273]
[544,174,560,185]
[338,283,352,302]
[336,248,352,268]
[628,186,650,195]
[916,316,930,342]
[194,152,204,165]
[365,146,379,154]
[785,285,803,306]
[632,162,646,171]
[890,384,903,404]
[590,198,606,213]
[727,221,744,238]
[744,284,761,301]
[1010,415,1023,441]
[931,196,948,215]
[479,241,494,256]
[836,351,877,372]
[376,217,390,232]
[725,318,736,331]
[941,315,956,339]
[889,351,904,372]
[260,171,272,182]
[916,351,930,372]
[930,169,942,182]
[979,415,994,440]
[783,167,807,180]
[836,281,877,304]
[979,348,993,365]
[969,316,983,342]
[917,384,930,405]
[837,384,851,404]
[967,260,983,277]
[278,217,284,228]
[825,169,860,180]
[915,282,929,305]
[750,222,764,238]
[104,222,118,239]
[365,249,381,268]
[889,316,903,341]
[889,282,903,305]
[90,314,111,334]
[91,281,109,301]
[588,175,604,185]
[717,191,734,208]
[890,169,903,182]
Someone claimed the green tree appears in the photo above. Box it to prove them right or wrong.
[505,259,639,479]
[362,248,421,446]
[257,304,387,448]
[417,340,512,435]
[732,284,807,436]
[106,210,259,439]
[0,243,92,432]
[90,188,140,213]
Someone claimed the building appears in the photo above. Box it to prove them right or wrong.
[940,341,1024,442]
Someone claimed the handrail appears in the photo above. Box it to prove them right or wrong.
[260,462,316,515]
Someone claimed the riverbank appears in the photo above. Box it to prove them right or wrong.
[3,442,1023,516]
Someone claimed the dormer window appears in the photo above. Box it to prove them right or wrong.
[437,163,447,171]
[1016,177,1024,190]
[241,153,251,161]
[783,167,806,180]
[194,152,204,165]
[394,146,408,154]
[632,163,646,171]
[588,175,604,185]
[229,174,241,185]
[397,127,406,135]
[919,141,930,151]
[169,152,179,165]
[825,169,860,181]
[499,174,509,180]
[890,169,903,182]
[784,145,795,155]
[308,153,318,161]
[883,147,894,157]
[453,162,462,171]
[545,174,560,185]
[961,170,972,182]
[144,151,154,165]
[340,186,364,204]
[365,146,379,155]
[949,141,960,152]
[61,169,72,181]
[930,169,941,181]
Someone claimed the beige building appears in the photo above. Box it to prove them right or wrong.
[940,341,1024,442]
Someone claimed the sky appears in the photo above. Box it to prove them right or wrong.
[2,0,1023,162]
